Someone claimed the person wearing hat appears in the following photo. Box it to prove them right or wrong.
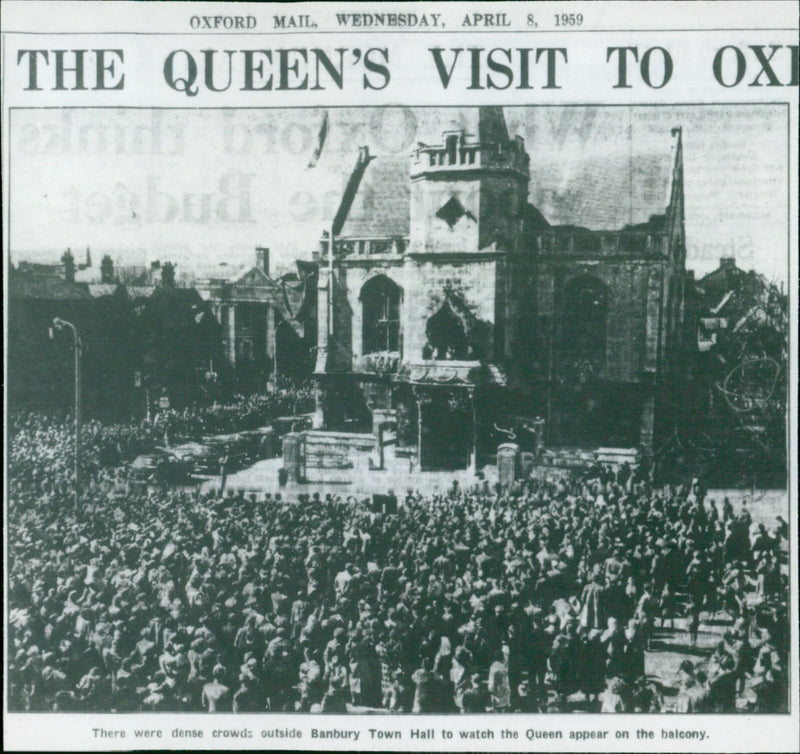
[295,646,324,711]
[549,621,578,702]
[232,667,263,713]
[290,590,311,640]
[705,641,737,712]
[334,563,353,600]
[450,644,473,711]
[516,676,540,712]
[658,580,676,631]
[323,626,346,675]
[600,616,626,679]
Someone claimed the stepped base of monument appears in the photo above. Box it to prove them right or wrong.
[521,445,639,482]
[203,443,641,498]
[539,445,639,469]
[202,456,490,498]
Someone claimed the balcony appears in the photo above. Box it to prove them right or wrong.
[355,351,401,375]
[398,359,483,386]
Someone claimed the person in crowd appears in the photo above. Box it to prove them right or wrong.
[218,448,230,495]
[600,676,628,713]
[6,408,789,714]
[201,664,231,712]
[488,648,511,711]
[674,660,713,713]
[461,673,490,713]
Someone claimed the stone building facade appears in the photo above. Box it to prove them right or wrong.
[314,107,691,470]
[197,249,318,388]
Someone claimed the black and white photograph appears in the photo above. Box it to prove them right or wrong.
[2,2,798,751]
[6,103,790,715]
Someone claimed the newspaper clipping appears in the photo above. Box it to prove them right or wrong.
[3,1,798,751]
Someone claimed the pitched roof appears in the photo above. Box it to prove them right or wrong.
[9,272,93,301]
[698,262,770,314]
[527,150,673,231]
[192,261,250,283]
[126,285,155,299]
[74,267,101,284]
[279,277,308,320]
[148,286,203,305]
[335,151,410,238]
[330,108,676,240]
[230,266,277,289]
[87,283,121,298]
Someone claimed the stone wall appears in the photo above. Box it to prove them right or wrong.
[506,259,668,384]
[410,177,482,254]
[330,262,404,370]
[402,256,499,362]
[299,430,375,483]
[478,173,527,252]
[327,254,501,369]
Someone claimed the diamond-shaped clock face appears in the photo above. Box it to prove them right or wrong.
[436,196,467,229]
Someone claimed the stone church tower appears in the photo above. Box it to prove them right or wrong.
[312,106,690,472]
[403,108,530,365]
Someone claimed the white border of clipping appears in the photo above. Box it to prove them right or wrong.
[2,2,797,751]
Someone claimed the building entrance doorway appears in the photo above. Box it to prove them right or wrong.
[419,391,472,470]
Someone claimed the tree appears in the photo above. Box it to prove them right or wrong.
[135,288,227,408]
[100,255,115,284]
[683,275,788,487]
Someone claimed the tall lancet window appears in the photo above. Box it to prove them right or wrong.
[361,275,402,355]
[561,274,608,374]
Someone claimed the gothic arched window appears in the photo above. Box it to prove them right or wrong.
[561,275,608,373]
[425,300,470,360]
[361,275,402,355]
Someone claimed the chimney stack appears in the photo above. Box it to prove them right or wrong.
[719,257,735,269]
[61,248,76,283]
[256,247,270,276]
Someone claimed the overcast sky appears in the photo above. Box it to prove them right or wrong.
[8,105,788,283]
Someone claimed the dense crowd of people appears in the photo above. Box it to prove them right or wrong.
[148,381,315,440]
[7,404,789,715]
[8,383,315,485]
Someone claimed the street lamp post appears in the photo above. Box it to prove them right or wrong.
[52,317,82,505]
[273,326,279,385]
[273,317,294,387]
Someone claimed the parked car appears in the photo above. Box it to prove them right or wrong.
[130,450,193,484]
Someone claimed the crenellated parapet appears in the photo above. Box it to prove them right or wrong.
[530,229,669,258]
[411,132,529,180]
